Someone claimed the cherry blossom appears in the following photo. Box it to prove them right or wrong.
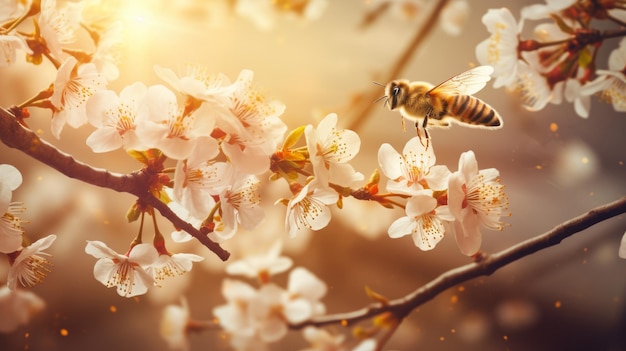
[0,34,32,67]
[172,147,226,221]
[216,170,264,239]
[448,151,509,256]
[282,179,338,238]
[213,279,259,340]
[514,60,552,111]
[582,38,626,112]
[50,56,106,138]
[217,70,287,175]
[387,192,453,251]
[305,113,363,187]
[38,0,83,60]
[0,285,46,333]
[0,164,25,254]
[378,137,450,195]
[439,0,469,36]
[160,297,191,351]
[148,252,204,283]
[90,21,123,82]
[226,241,293,282]
[85,82,150,152]
[7,234,57,290]
[300,327,346,351]
[140,84,218,160]
[235,0,328,30]
[285,267,327,318]
[85,241,158,297]
[475,7,523,88]
[154,64,235,102]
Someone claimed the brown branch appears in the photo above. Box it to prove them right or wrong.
[292,195,626,329]
[0,107,230,261]
[347,0,450,132]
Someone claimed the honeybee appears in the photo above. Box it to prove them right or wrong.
[380,65,502,145]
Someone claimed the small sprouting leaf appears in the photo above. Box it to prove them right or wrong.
[364,286,389,305]
[550,14,575,35]
[578,46,593,68]
[282,125,306,150]
[126,203,141,223]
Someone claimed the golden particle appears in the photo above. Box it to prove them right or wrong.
[450,295,458,304]
[503,335,509,341]
[439,336,445,341]
[457,286,465,292]
[60,328,69,337]
[535,164,543,170]
[554,301,562,309]
[341,319,348,327]
[109,305,117,313]
[549,123,558,132]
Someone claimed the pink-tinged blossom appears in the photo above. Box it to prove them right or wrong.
[0,34,32,67]
[0,164,25,254]
[305,113,363,187]
[213,279,258,339]
[378,137,450,195]
[154,64,235,102]
[520,0,576,22]
[236,0,328,30]
[300,327,346,351]
[7,234,57,290]
[160,297,191,351]
[475,7,522,88]
[448,151,509,256]
[148,252,204,283]
[216,170,264,240]
[440,0,469,36]
[90,21,123,81]
[38,0,83,60]
[173,157,227,220]
[86,82,150,152]
[514,60,552,111]
[582,38,626,112]
[388,192,453,251]
[140,84,219,160]
[85,241,158,297]
[50,56,106,138]
[0,286,46,333]
[226,241,293,282]
[217,70,287,175]
[281,179,338,238]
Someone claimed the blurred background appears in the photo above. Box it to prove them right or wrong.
[1,0,626,350]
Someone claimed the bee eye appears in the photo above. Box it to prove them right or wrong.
[393,86,400,96]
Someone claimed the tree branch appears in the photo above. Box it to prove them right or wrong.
[0,107,230,261]
[292,196,626,329]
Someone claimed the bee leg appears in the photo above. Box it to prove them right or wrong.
[418,113,431,150]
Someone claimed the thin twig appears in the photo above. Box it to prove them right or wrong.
[292,196,626,329]
[0,107,230,261]
[347,0,450,132]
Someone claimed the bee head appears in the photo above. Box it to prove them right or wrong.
[384,80,408,111]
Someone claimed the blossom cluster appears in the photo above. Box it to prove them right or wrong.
[476,2,626,117]
[0,165,56,332]
[160,242,374,351]
[379,137,509,256]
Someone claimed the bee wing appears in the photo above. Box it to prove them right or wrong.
[427,65,494,96]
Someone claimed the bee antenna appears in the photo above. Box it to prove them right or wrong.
[373,95,387,104]
[372,81,385,87]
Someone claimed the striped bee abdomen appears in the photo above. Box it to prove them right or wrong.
[445,94,502,128]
